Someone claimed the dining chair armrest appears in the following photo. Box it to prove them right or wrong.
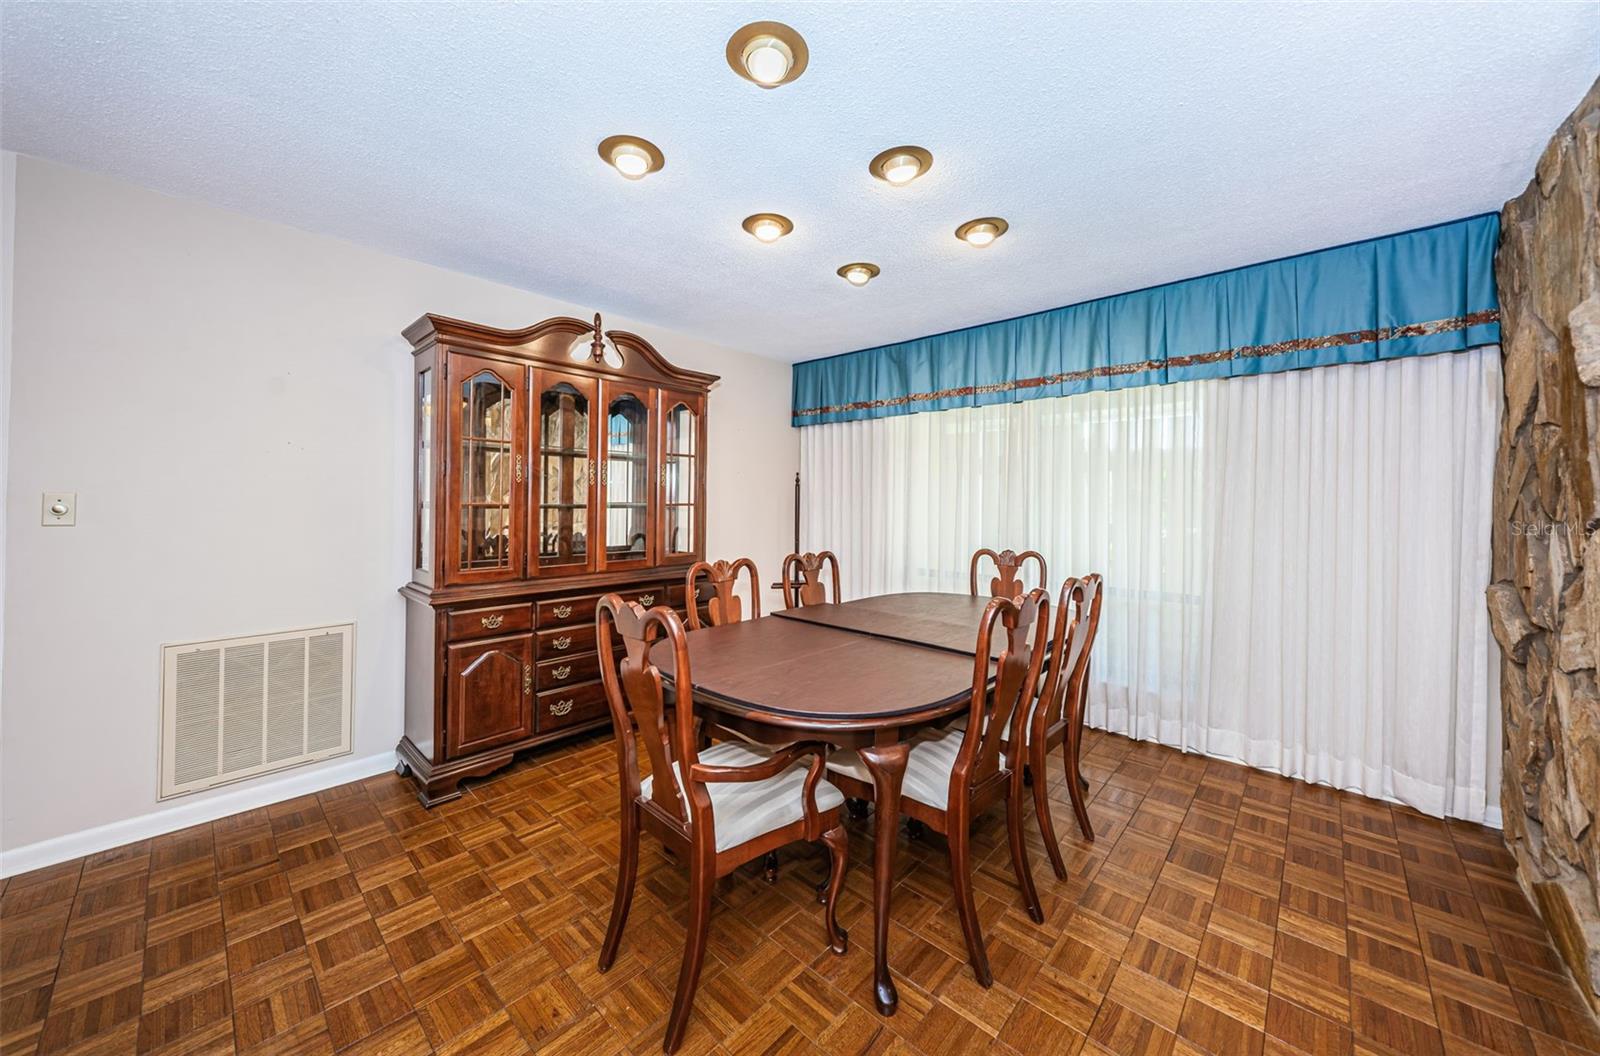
[687,742,826,785]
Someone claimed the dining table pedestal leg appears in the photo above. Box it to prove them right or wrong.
[858,740,910,1016]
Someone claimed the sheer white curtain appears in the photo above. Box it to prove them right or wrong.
[800,348,1502,824]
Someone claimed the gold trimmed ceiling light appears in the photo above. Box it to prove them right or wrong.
[726,21,809,88]
[955,217,1009,248]
[869,145,932,186]
[597,135,664,180]
[742,213,794,243]
[837,262,880,287]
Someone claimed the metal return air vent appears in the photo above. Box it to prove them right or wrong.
[160,623,353,798]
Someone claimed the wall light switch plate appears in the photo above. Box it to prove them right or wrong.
[42,492,76,526]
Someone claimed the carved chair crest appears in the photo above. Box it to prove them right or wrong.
[969,548,1048,599]
[782,550,841,609]
[685,558,760,630]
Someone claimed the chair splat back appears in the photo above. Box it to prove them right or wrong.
[1035,576,1103,739]
[685,558,761,630]
[782,551,841,609]
[596,595,703,829]
[969,548,1048,599]
[953,589,1050,800]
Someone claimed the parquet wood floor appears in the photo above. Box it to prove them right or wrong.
[4,730,1597,1056]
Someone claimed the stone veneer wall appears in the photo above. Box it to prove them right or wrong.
[1489,74,1600,1005]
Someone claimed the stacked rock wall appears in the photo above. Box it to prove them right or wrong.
[1490,74,1600,1003]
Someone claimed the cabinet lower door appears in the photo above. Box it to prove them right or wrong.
[445,633,534,757]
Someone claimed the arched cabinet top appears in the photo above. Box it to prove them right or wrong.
[404,313,719,393]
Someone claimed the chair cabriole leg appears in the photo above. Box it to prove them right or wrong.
[663,854,714,1053]
[1006,772,1044,924]
[1031,742,1069,880]
[599,798,639,972]
[946,808,992,987]
[821,824,849,954]
[1064,728,1093,840]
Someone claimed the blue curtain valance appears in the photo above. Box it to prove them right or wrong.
[792,214,1500,426]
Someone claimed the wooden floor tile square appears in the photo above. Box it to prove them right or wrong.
[324,975,411,1049]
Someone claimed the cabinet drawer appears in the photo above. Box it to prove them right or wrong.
[537,652,601,690]
[537,624,595,659]
[537,584,685,629]
[446,603,533,641]
[536,679,609,732]
[537,594,602,628]
[620,583,682,609]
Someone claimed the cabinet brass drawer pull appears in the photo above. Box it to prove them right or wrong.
[551,664,572,680]
[638,593,656,607]
[523,665,532,695]
[552,604,573,619]
[552,635,572,651]
[480,613,505,629]
[550,699,574,717]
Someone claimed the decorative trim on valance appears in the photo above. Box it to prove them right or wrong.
[792,214,1500,426]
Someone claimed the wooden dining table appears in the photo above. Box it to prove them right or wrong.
[651,591,998,1016]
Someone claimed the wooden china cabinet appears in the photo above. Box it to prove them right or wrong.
[398,312,716,805]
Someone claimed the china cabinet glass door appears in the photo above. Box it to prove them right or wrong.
[532,370,599,576]
[600,383,655,569]
[414,365,434,582]
[659,392,703,562]
[449,355,525,583]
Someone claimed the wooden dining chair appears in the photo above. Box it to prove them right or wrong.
[969,548,1048,599]
[685,555,797,881]
[1012,574,1104,878]
[781,550,841,608]
[685,557,760,629]
[595,595,849,1053]
[825,590,1050,987]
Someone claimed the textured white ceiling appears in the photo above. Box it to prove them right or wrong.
[3,1,1596,362]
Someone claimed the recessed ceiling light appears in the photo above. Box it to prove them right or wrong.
[597,135,664,180]
[955,217,1009,247]
[742,213,794,243]
[726,21,809,88]
[837,262,880,287]
[869,146,933,186]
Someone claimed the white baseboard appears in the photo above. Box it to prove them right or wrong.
[0,751,398,878]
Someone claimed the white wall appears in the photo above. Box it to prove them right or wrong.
[0,156,798,869]
[1,152,16,846]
